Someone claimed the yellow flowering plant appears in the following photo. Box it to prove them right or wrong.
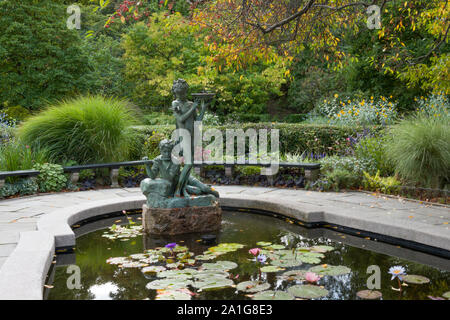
[326,96,398,126]
[414,93,449,119]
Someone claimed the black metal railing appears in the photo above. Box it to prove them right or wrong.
[0,160,321,188]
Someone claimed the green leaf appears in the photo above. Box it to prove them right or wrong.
[270,259,302,268]
[236,281,271,293]
[402,275,430,284]
[252,290,295,300]
[356,290,382,300]
[280,269,308,281]
[201,261,238,271]
[256,241,272,246]
[193,278,234,291]
[146,279,193,290]
[288,285,329,299]
[260,265,285,272]
[308,265,351,276]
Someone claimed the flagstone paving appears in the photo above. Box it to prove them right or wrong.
[0,186,449,270]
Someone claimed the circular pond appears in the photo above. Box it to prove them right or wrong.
[45,210,450,300]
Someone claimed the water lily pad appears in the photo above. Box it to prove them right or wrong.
[403,275,430,284]
[443,291,450,299]
[263,244,285,250]
[296,247,311,252]
[236,281,271,293]
[270,259,302,268]
[356,290,382,300]
[139,257,160,264]
[297,252,325,264]
[195,254,217,261]
[288,285,329,299]
[173,245,189,253]
[157,268,197,279]
[146,278,193,290]
[195,270,230,280]
[193,277,235,291]
[141,266,166,274]
[256,241,272,246]
[106,257,130,265]
[155,289,192,300]
[166,262,184,269]
[252,290,295,300]
[308,265,351,276]
[260,265,285,272]
[129,253,148,260]
[120,261,148,268]
[300,252,325,259]
[310,245,335,253]
[208,243,244,254]
[280,269,308,281]
[297,256,322,264]
[177,252,194,259]
[201,261,238,271]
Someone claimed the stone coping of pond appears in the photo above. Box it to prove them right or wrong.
[0,186,449,300]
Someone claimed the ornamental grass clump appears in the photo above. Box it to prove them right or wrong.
[385,115,449,188]
[18,96,139,164]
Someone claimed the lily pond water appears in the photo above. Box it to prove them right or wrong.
[46,210,450,300]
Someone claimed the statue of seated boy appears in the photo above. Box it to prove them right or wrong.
[140,139,218,208]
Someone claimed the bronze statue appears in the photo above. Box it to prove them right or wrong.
[140,79,219,209]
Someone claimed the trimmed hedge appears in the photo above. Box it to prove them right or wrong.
[131,123,383,159]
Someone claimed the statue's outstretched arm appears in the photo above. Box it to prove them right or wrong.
[142,156,158,179]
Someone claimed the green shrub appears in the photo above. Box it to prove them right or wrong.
[143,131,167,160]
[0,142,50,182]
[2,106,31,121]
[362,171,402,194]
[142,113,176,126]
[132,123,382,159]
[0,178,38,198]
[320,156,376,177]
[236,166,261,176]
[326,168,361,191]
[32,163,67,193]
[18,96,139,164]
[385,115,449,188]
[355,135,393,176]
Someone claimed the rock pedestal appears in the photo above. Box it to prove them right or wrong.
[142,203,221,235]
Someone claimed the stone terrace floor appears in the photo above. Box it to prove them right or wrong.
[0,186,449,269]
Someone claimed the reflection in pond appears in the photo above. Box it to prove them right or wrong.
[46,211,450,300]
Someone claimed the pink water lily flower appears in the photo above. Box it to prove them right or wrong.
[249,248,261,256]
[305,272,321,284]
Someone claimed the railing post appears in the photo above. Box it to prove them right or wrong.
[225,165,234,177]
[305,168,320,182]
[69,172,80,185]
[110,168,120,188]
[194,165,204,178]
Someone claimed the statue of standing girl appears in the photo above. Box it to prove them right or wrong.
[171,79,207,197]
